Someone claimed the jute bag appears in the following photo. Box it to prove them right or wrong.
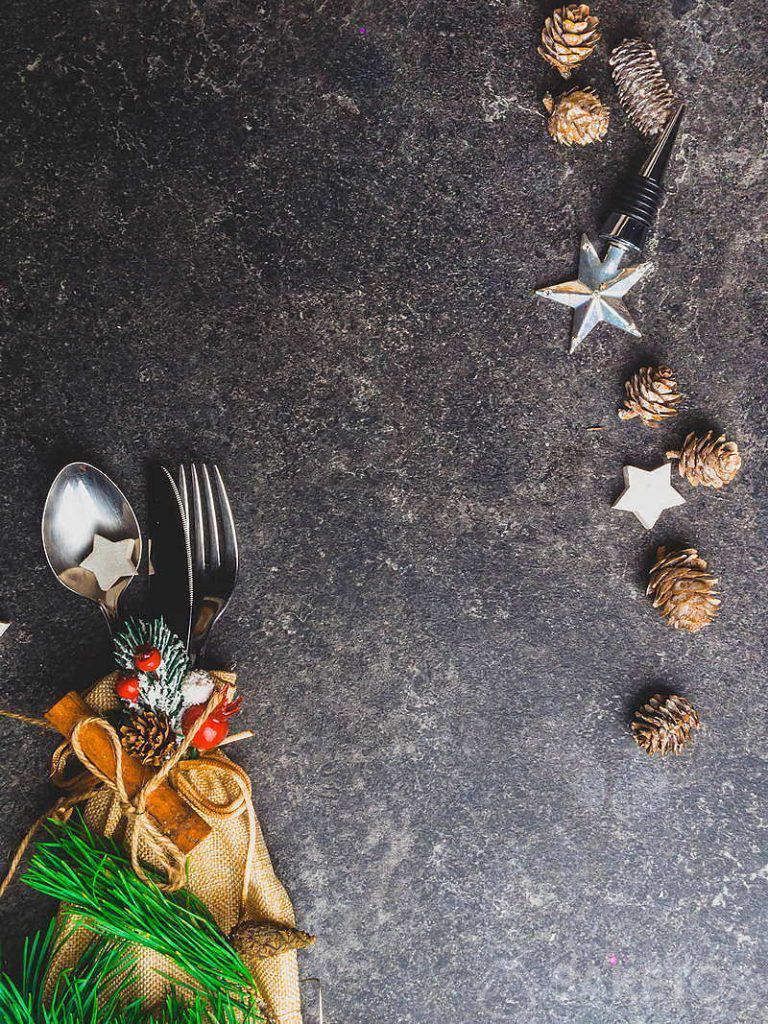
[46,672,303,1024]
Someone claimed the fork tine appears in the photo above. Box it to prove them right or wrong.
[213,465,238,578]
[201,464,221,569]
[178,465,190,526]
[190,464,206,571]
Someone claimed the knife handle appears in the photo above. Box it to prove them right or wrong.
[44,691,211,855]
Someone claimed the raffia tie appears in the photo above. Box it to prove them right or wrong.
[0,688,256,904]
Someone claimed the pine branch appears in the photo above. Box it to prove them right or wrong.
[0,926,262,1024]
[113,617,190,726]
[22,815,261,1015]
[0,922,138,1024]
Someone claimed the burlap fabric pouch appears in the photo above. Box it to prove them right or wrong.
[46,671,303,1024]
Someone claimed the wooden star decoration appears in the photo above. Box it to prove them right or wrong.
[80,535,137,592]
[612,463,685,530]
[536,235,652,353]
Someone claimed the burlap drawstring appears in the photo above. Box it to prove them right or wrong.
[174,754,258,912]
[1,676,304,1024]
[0,686,255,899]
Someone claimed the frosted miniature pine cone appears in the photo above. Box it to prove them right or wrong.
[647,546,720,633]
[618,365,682,427]
[120,707,177,766]
[667,431,742,489]
[543,88,609,147]
[538,4,601,78]
[631,693,701,756]
[609,38,675,136]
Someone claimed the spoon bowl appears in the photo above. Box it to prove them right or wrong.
[42,463,142,629]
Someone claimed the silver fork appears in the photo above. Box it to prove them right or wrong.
[178,463,239,664]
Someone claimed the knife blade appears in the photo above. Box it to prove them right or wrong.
[147,464,194,648]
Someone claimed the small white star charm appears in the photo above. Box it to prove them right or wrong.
[612,463,685,530]
[80,535,138,592]
[536,235,652,353]
[0,622,9,639]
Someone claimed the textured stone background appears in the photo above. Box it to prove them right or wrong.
[0,2,766,1022]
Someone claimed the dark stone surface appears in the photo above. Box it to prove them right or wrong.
[0,2,766,1021]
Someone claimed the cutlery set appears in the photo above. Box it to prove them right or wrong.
[42,461,238,663]
[2,463,313,1024]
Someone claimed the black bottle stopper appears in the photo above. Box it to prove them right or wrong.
[600,104,685,255]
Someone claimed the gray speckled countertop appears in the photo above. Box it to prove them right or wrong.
[0,2,766,1022]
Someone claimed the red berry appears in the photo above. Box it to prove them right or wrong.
[115,672,141,702]
[181,698,240,751]
[134,645,162,673]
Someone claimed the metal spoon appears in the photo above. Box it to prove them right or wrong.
[42,462,142,631]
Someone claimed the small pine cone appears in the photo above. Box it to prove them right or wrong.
[667,431,742,489]
[538,5,600,78]
[230,919,316,959]
[631,693,701,756]
[647,546,720,633]
[120,707,177,766]
[618,365,682,427]
[543,88,609,147]
[609,38,675,137]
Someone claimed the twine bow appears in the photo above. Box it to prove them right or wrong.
[0,685,256,902]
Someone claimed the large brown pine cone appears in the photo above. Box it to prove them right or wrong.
[543,88,609,147]
[647,546,720,632]
[618,365,682,427]
[120,707,177,766]
[631,693,701,756]
[230,919,316,959]
[667,431,742,489]
[538,4,601,78]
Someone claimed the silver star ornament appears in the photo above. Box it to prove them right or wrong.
[536,235,652,353]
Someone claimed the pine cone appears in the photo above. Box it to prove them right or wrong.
[667,431,742,489]
[618,365,682,427]
[631,693,701,756]
[609,38,675,136]
[230,919,316,959]
[543,88,609,147]
[647,546,720,633]
[120,707,177,766]
[538,4,601,78]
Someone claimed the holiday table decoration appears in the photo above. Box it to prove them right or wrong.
[667,431,742,489]
[619,365,682,427]
[647,546,720,632]
[612,463,685,530]
[537,4,601,78]
[543,87,610,146]
[609,38,676,137]
[0,462,311,1024]
[631,693,701,755]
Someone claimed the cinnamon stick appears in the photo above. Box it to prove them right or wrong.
[45,691,211,854]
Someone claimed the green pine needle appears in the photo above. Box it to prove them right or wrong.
[0,922,140,1024]
[22,816,260,1014]
[0,928,262,1023]
[118,988,263,1023]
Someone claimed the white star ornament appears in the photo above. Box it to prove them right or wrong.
[611,463,685,530]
